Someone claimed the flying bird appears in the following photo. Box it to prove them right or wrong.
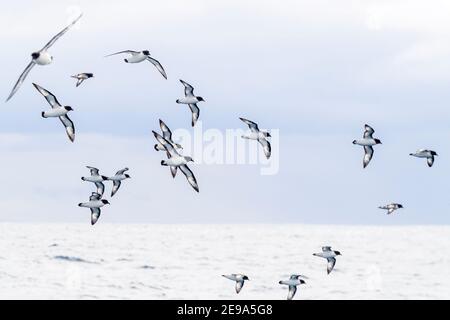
[154,119,183,178]
[313,246,341,274]
[176,80,205,127]
[81,166,108,196]
[409,149,438,167]
[32,83,75,142]
[71,73,94,87]
[222,274,249,294]
[107,168,131,197]
[239,117,271,159]
[379,203,403,215]
[78,192,110,225]
[278,275,307,300]
[152,131,199,192]
[352,124,382,168]
[6,13,83,102]
[105,50,167,79]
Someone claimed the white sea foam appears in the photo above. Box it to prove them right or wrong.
[0,224,448,300]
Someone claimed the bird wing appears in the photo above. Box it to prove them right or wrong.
[90,207,101,225]
[111,180,121,197]
[94,181,105,196]
[59,114,75,142]
[235,280,244,294]
[363,124,375,139]
[180,79,194,96]
[6,61,35,102]
[32,83,62,108]
[179,165,199,193]
[104,50,138,57]
[170,166,177,178]
[152,131,180,157]
[427,156,434,167]
[363,146,374,168]
[188,104,200,127]
[257,137,271,159]
[89,192,101,201]
[239,117,259,131]
[147,56,167,79]
[41,13,83,51]
[287,285,297,300]
[159,119,174,141]
[327,257,336,274]
[87,166,100,176]
[115,167,129,175]
[76,78,84,87]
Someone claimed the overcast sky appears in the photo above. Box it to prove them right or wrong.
[1,0,450,224]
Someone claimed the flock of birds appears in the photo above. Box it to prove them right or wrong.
[4,12,436,300]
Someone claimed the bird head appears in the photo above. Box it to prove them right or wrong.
[102,200,110,205]
[31,52,40,60]
[142,50,150,55]
[335,251,342,256]
[300,279,306,284]
[197,97,205,102]
[243,275,249,280]
[398,204,404,208]
[375,139,382,144]
[125,174,131,179]
[184,156,194,163]
[64,106,74,111]
[264,131,271,138]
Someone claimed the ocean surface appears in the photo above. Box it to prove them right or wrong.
[0,224,448,300]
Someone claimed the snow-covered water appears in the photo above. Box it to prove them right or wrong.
[0,224,448,299]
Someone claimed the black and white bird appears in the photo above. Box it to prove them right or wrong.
[379,203,403,215]
[107,168,131,197]
[81,166,108,196]
[409,149,438,167]
[352,124,382,168]
[71,73,94,87]
[78,192,110,225]
[152,131,199,192]
[176,80,205,127]
[239,117,271,159]
[222,274,249,294]
[154,119,183,178]
[313,246,342,274]
[105,50,167,79]
[6,14,83,102]
[278,275,307,300]
[32,83,75,142]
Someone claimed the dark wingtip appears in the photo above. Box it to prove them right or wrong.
[154,144,159,151]
[41,112,45,118]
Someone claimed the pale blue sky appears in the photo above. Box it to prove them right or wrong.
[1,0,450,224]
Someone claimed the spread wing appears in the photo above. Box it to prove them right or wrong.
[115,167,129,175]
[188,104,200,127]
[179,165,199,193]
[257,137,271,159]
[363,146,374,168]
[104,50,138,57]
[363,124,375,139]
[239,117,259,131]
[59,115,75,142]
[6,61,35,102]
[147,56,167,79]
[427,156,434,167]
[94,182,105,196]
[89,192,101,201]
[287,286,297,300]
[327,257,336,274]
[180,79,194,96]
[152,131,180,157]
[90,207,101,225]
[42,13,83,51]
[111,180,121,197]
[32,83,62,108]
[159,119,174,141]
[235,281,244,294]
[170,166,177,178]
[87,166,100,176]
